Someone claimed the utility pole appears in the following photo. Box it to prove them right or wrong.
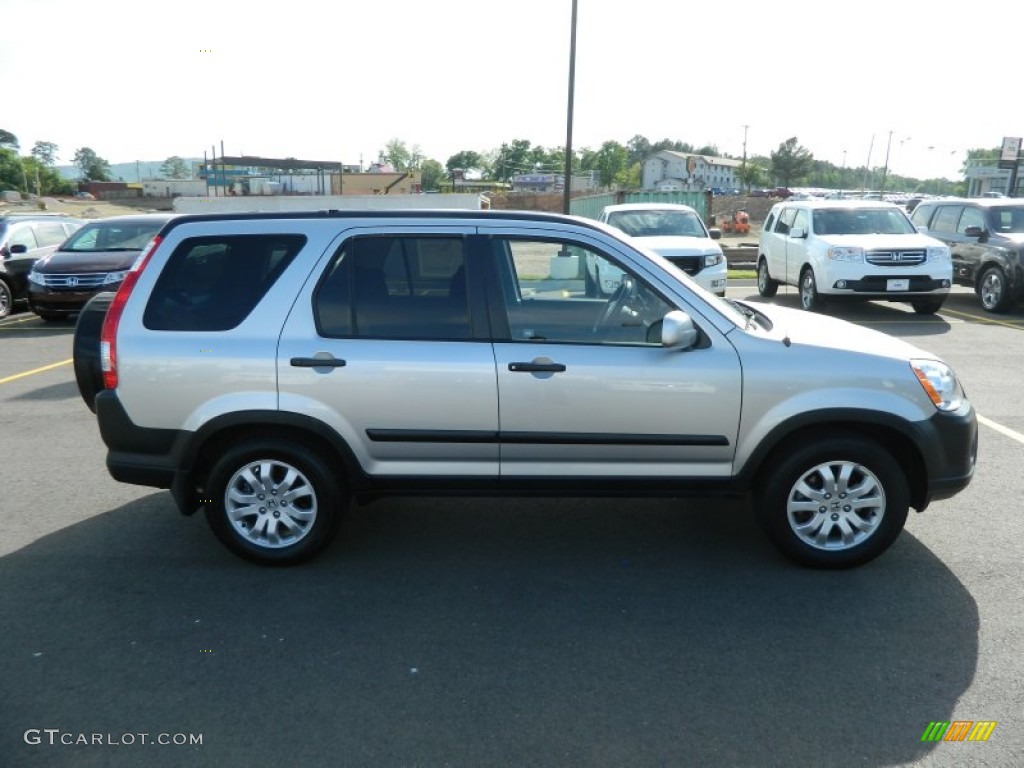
[862,135,875,193]
[879,130,894,195]
[741,124,749,192]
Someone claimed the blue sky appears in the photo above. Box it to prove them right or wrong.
[1,0,1018,180]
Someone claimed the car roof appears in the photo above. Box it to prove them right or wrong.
[601,203,699,213]
[73,213,179,227]
[770,200,904,211]
[915,197,1024,208]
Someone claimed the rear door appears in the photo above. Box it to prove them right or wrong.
[277,227,500,481]
[478,227,741,483]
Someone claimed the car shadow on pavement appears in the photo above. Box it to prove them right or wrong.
[0,493,978,767]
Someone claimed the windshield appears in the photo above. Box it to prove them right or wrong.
[812,208,916,236]
[62,221,162,252]
[607,209,707,238]
[990,206,1024,234]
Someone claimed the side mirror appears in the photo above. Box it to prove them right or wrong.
[789,227,806,239]
[963,225,985,240]
[708,228,722,240]
[661,310,698,350]
[916,225,929,234]
[9,244,28,255]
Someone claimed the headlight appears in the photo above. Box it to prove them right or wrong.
[28,270,45,285]
[926,246,950,262]
[827,246,864,262]
[103,270,129,285]
[704,252,724,267]
[911,359,963,412]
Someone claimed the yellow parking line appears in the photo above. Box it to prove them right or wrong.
[0,358,73,385]
[942,308,1024,329]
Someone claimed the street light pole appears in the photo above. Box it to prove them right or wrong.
[562,0,577,214]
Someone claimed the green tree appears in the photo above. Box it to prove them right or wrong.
[961,147,1000,175]
[381,139,412,172]
[21,156,73,195]
[160,156,191,179]
[0,129,18,150]
[73,147,111,181]
[584,141,628,187]
[446,150,484,174]
[0,147,25,191]
[626,134,652,166]
[31,141,59,167]
[770,137,814,187]
[736,162,765,192]
[419,158,444,191]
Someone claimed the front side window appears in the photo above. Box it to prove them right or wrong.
[314,235,470,339]
[957,207,986,234]
[491,238,673,346]
[775,208,796,235]
[144,234,305,331]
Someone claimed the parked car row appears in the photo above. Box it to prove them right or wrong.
[0,212,173,320]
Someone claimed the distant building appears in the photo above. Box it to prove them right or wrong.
[964,164,1021,197]
[642,150,742,192]
[510,172,599,194]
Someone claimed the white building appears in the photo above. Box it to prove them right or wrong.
[642,150,742,192]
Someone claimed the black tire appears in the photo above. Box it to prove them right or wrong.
[756,436,909,569]
[978,266,1011,313]
[757,257,778,297]
[799,267,825,311]
[0,279,12,319]
[910,298,945,315]
[72,292,116,413]
[204,439,345,565]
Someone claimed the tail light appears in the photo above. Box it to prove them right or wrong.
[99,236,162,390]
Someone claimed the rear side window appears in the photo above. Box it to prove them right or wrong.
[929,206,962,235]
[144,234,305,331]
[314,235,469,339]
[35,221,71,247]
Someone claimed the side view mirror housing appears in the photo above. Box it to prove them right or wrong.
[789,227,806,239]
[708,228,722,240]
[9,243,28,255]
[963,225,986,241]
[661,310,698,350]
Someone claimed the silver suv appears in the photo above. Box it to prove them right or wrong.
[74,210,977,568]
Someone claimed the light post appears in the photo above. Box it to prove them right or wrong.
[562,0,577,214]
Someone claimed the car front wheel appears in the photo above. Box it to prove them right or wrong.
[911,298,945,315]
[757,258,778,297]
[978,266,1010,313]
[799,268,825,311]
[757,436,909,569]
[0,279,12,319]
[204,440,345,565]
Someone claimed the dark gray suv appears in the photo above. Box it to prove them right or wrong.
[72,210,977,569]
[910,198,1024,312]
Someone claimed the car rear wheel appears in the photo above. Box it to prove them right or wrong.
[0,279,12,319]
[757,258,778,297]
[72,292,115,413]
[204,440,345,565]
[910,298,945,315]
[799,268,825,311]
[978,266,1010,313]
[757,436,909,569]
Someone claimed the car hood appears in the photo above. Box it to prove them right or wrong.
[994,232,1024,245]
[744,302,934,360]
[817,233,943,249]
[637,235,721,256]
[33,249,140,273]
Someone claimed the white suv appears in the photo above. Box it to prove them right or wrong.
[757,200,952,314]
[593,203,727,296]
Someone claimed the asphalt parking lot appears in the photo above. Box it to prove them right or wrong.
[1,286,1022,768]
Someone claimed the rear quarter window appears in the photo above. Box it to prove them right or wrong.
[143,234,305,331]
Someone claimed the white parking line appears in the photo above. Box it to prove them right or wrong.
[978,414,1024,445]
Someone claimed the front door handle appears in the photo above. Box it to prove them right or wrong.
[291,356,347,368]
[508,361,566,373]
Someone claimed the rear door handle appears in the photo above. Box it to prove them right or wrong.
[290,356,347,368]
[508,361,566,373]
